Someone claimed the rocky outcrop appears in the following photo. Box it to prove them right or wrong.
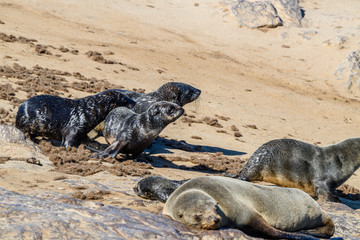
[320,202,360,239]
[0,124,52,169]
[0,186,358,239]
[230,0,303,28]
[0,187,256,239]
[334,50,360,90]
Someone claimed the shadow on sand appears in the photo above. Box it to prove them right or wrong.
[149,137,246,156]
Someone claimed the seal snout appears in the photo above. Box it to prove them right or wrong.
[201,214,222,229]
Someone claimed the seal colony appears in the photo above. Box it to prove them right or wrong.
[15,90,135,148]
[238,138,360,201]
[92,101,184,158]
[164,176,335,239]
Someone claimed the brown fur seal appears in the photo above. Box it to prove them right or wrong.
[164,176,335,239]
[15,90,135,148]
[92,101,184,158]
[238,138,360,201]
[134,176,188,202]
[118,82,201,113]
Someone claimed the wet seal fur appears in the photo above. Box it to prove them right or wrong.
[238,138,360,201]
[92,101,184,158]
[118,82,201,113]
[16,90,135,148]
[164,176,335,240]
[90,82,200,136]
[134,176,187,202]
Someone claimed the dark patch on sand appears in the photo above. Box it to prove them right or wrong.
[71,189,111,200]
[86,50,140,71]
[38,141,152,177]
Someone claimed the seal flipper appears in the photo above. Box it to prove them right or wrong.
[246,215,321,240]
[91,140,127,159]
[299,217,335,239]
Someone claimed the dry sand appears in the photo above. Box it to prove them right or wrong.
[0,0,360,220]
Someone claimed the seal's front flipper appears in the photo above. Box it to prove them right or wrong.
[246,215,321,240]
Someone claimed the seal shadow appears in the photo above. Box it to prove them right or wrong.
[149,137,246,156]
[128,153,229,176]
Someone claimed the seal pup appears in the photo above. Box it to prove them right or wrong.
[89,82,200,137]
[164,176,335,239]
[238,138,360,201]
[92,101,184,158]
[15,90,135,148]
[119,82,201,113]
[134,176,188,202]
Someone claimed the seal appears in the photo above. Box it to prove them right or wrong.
[134,176,188,202]
[238,138,360,201]
[92,101,184,158]
[15,90,136,148]
[120,82,201,113]
[164,176,335,239]
[88,82,200,137]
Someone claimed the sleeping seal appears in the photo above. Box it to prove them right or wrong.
[164,176,335,239]
[15,90,135,148]
[92,101,184,158]
[238,138,360,201]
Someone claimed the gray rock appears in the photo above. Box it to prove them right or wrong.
[231,0,302,28]
[320,202,360,239]
[334,50,360,90]
[0,125,53,168]
[270,0,303,26]
[0,187,256,240]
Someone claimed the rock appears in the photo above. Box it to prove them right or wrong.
[0,125,52,169]
[320,202,360,239]
[270,0,303,26]
[334,50,360,90]
[231,0,303,28]
[232,0,282,28]
[301,30,318,40]
[0,187,257,239]
[0,125,53,169]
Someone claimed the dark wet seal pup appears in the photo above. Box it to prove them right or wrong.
[238,138,360,201]
[15,90,136,148]
[164,176,335,240]
[92,101,184,159]
[134,176,188,202]
[89,82,200,137]
[119,82,201,113]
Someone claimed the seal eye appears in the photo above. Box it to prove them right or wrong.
[178,213,183,219]
[194,214,202,222]
[167,106,175,114]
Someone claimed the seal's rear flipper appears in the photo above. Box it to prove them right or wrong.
[299,217,335,239]
[90,140,127,159]
[247,215,322,240]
